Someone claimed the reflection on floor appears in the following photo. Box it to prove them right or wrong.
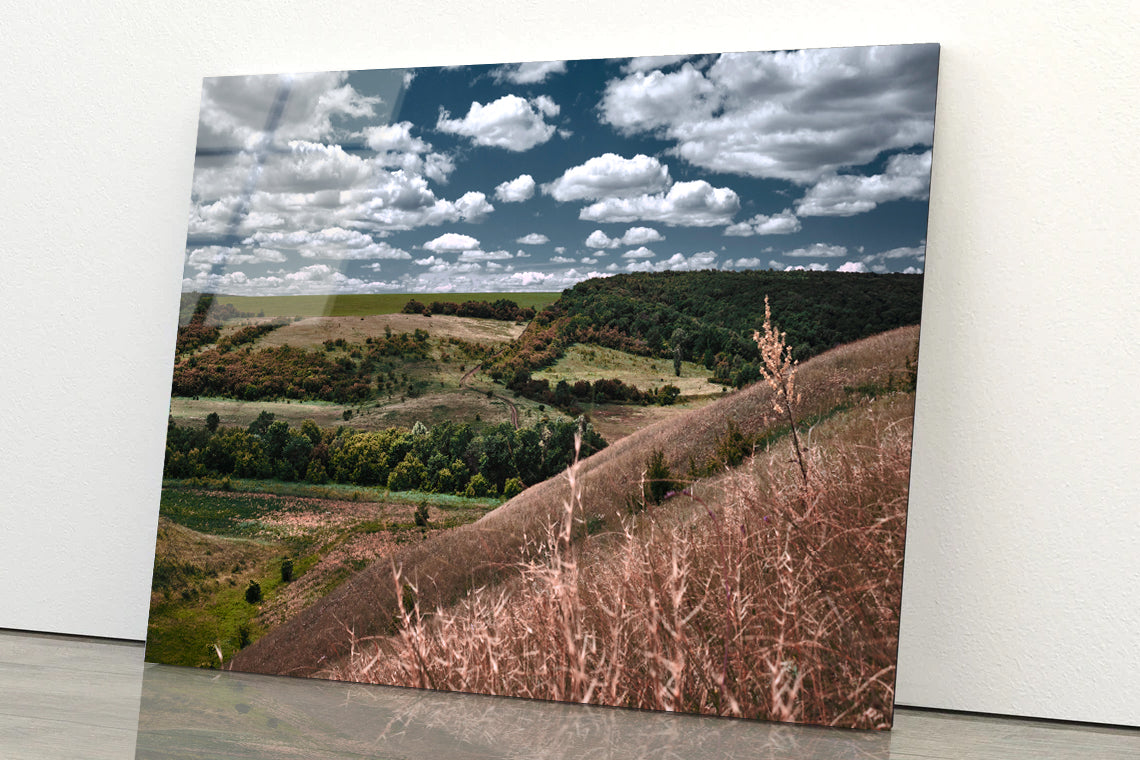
[1,629,1137,759]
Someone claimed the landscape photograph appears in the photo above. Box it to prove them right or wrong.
[150,44,939,729]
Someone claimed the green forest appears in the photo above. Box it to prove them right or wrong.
[164,414,606,498]
[489,269,924,397]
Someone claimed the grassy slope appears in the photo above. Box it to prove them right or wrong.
[208,292,560,318]
[331,390,915,725]
[253,314,524,349]
[146,518,284,667]
[147,486,500,667]
[229,325,920,678]
[532,343,718,397]
[169,311,556,431]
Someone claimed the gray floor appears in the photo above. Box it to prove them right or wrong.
[0,630,1136,759]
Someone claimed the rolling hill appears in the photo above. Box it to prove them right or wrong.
[229,324,919,701]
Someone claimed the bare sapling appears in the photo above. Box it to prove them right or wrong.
[754,296,809,491]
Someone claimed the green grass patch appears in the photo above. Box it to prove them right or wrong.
[533,343,717,397]
[209,292,560,318]
[159,490,302,538]
[149,482,500,668]
[145,559,286,668]
[162,477,503,510]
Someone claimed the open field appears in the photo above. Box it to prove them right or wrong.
[230,325,921,709]
[254,314,524,350]
[532,343,719,397]
[147,484,499,667]
[207,292,560,318]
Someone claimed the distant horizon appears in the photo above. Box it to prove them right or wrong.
[186,266,924,299]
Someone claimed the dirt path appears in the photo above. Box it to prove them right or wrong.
[460,361,519,429]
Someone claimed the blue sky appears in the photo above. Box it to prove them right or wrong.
[183,45,938,295]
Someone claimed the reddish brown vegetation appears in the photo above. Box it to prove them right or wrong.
[172,344,373,403]
[228,326,918,729]
[334,394,911,727]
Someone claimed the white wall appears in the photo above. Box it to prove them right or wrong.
[2,0,1137,728]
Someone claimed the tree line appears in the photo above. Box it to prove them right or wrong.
[505,370,681,411]
[164,414,606,498]
[402,297,536,322]
[490,270,924,390]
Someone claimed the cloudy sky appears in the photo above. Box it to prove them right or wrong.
[183,45,938,296]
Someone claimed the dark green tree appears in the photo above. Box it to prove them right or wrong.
[247,411,275,437]
[644,449,677,505]
[671,328,687,377]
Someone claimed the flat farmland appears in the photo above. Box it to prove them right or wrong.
[209,292,560,318]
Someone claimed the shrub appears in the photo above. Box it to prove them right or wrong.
[643,449,676,505]
[435,467,457,494]
[502,477,525,500]
[305,460,329,484]
[414,503,430,527]
[244,581,262,604]
[281,558,294,583]
[388,455,427,492]
[715,419,752,468]
[464,473,493,498]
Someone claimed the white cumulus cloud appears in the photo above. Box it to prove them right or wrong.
[600,45,939,183]
[494,174,536,202]
[585,226,665,249]
[437,94,560,151]
[364,121,429,154]
[242,228,411,260]
[724,209,801,236]
[621,246,655,259]
[579,180,740,227]
[609,250,717,273]
[423,233,481,252]
[492,60,568,84]
[196,72,380,151]
[783,263,831,272]
[858,241,927,272]
[622,55,694,73]
[544,153,671,201]
[364,121,455,184]
[783,243,848,258]
[458,249,514,262]
[724,257,766,269]
[796,151,933,217]
[516,233,549,245]
[185,245,287,272]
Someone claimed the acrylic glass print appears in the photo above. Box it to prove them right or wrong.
[150,44,939,729]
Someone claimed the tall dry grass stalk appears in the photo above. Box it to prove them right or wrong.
[330,392,913,729]
[755,295,808,490]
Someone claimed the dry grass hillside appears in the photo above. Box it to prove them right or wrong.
[230,325,919,712]
[255,314,523,350]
